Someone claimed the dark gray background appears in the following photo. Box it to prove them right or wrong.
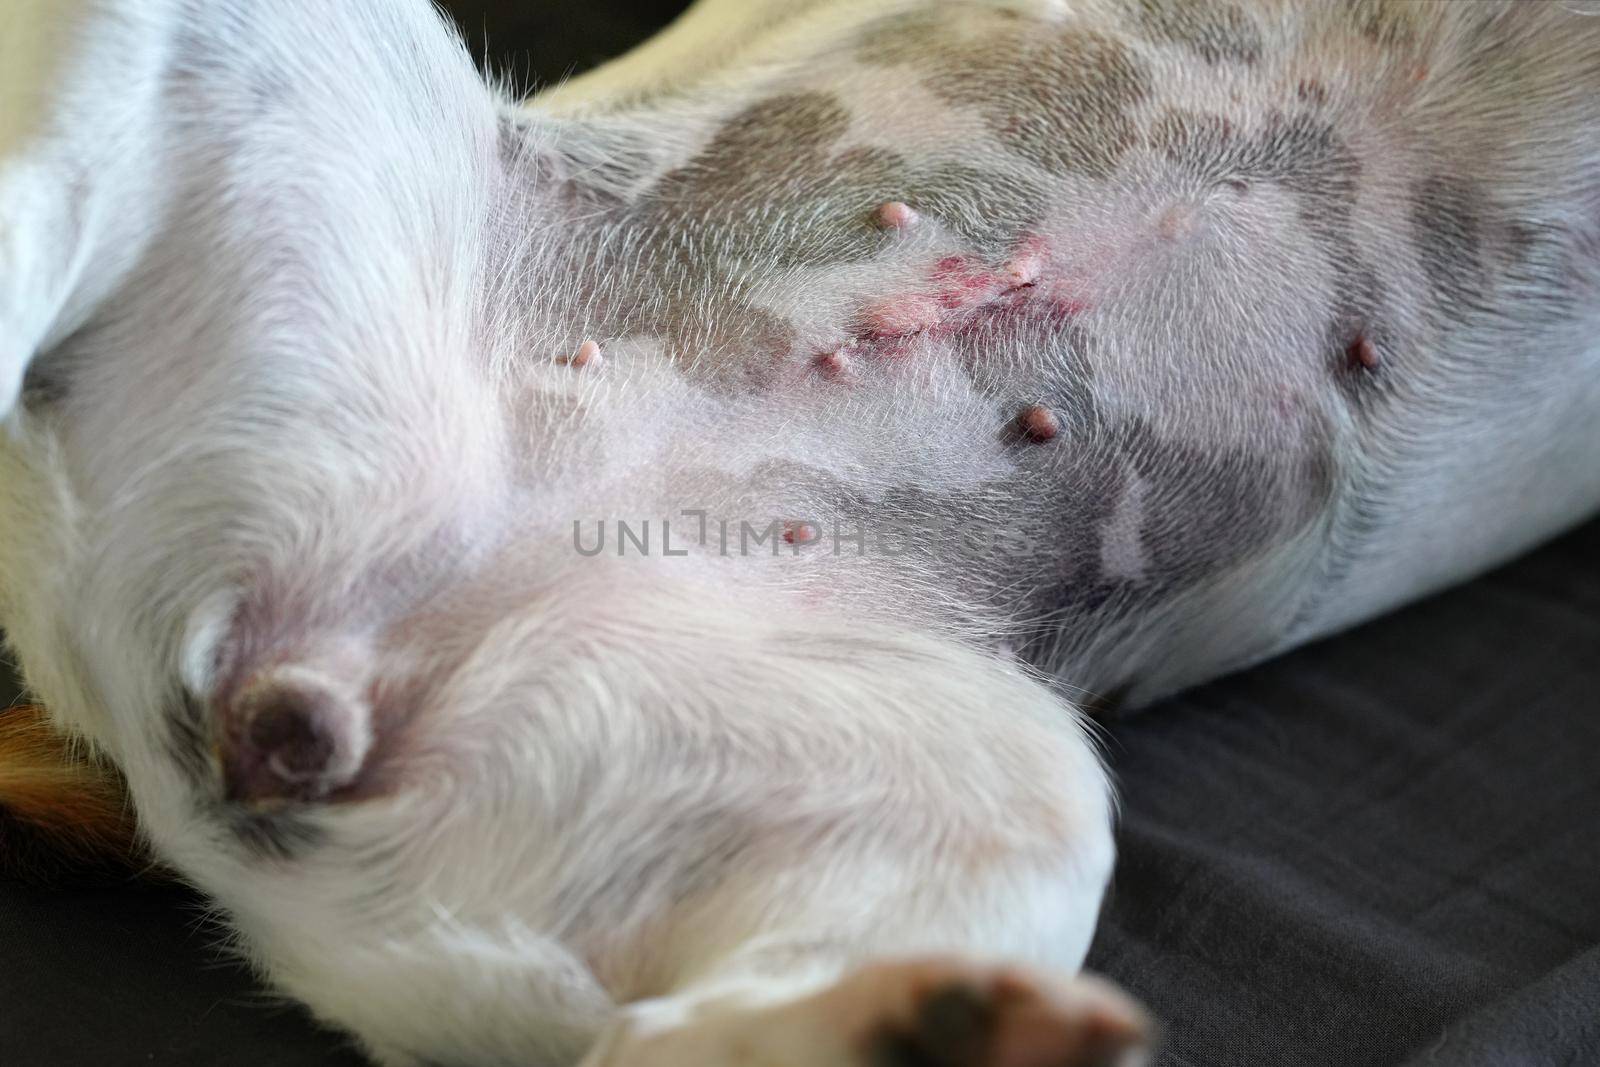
[4,2,1598,1064]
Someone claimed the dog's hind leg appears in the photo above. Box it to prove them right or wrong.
[555,622,1145,1067]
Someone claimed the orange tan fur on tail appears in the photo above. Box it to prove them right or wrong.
[0,705,144,881]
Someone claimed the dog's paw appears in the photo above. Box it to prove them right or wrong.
[848,961,1151,1067]
[589,958,1151,1067]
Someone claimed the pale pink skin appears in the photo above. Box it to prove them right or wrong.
[3,2,1600,1066]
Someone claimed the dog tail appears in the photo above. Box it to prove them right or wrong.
[0,704,144,882]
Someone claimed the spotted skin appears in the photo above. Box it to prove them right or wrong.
[4,6,1599,1064]
[1411,174,1487,318]
[499,0,1600,700]
[1133,0,1264,66]
[863,12,1151,182]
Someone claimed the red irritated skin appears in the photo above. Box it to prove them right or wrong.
[2,2,1599,1065]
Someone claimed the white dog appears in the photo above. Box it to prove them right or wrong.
[3,1,1598,1064]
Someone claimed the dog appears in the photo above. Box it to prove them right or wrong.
[3,0,1598,1063]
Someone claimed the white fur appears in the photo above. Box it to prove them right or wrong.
[1,1,1597,1064]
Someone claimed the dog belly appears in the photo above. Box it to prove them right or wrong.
[518,0,1600,700]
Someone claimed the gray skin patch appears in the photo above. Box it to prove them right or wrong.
[854,8,952,68]
[1151,108,1395,407]
[1504,217,1600,322]
[634,92,1049,266]
[573,92,859,385]
[1141,111,1428,634]
[563,91,1051,387]
[721,318,1332,668]
[1411,174,1486,318]
[1132,0,1264,66]
[1347,0,1421,50]
[1122,417,1334,591]
[860,12,1151,181]
[1027,410,1331,637]
[915,162,1051,259]
[525,34,1338,682]
[19,358,70,410]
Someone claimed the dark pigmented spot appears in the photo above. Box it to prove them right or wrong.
[855,9,953,68]
[861,10,1150,180]
[696,91,850,160]
[641,93,866,263]
[1348,0,1420,49]
[581,90,1054,386]
[931,30,1149,181]
[1151,109,1360,206]
[1503,218,1600,322]
[226,809,326,862]
[1124,415,1334,590]
[1133,0,1264,66]
[769,353,1328,659]
[1411,174,1485,315]
[661,295,800,389]
[19,359,69,410]
[913,162,1050,258]
[773,146,916,269]
[868,984,996,1067]
[1151,108,1394,404]
[638,94,1046,271]
[587,93,860,385]
[1297,79,1329,108]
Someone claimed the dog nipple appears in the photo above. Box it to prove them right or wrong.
[1348,334,1379,371]
[1017,404,1061,443]
[875,201,919,230]
[559,339,603,368]
[815,349,851,379]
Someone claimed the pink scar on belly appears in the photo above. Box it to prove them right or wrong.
[558,339,603,368]
[1016,403,1061,443]
[861,293,946,341]
[875,200,919,230]
[932,256,1006,310]
[815,237,1080,376]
